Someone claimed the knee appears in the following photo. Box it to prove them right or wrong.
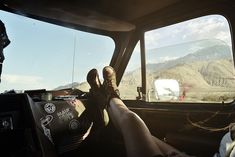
[122,110,141,125]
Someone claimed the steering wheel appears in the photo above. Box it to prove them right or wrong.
[31,97,108,155]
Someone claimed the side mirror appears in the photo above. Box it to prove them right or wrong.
[154,79,180,101]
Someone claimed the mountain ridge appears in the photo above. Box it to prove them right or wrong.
[55,44,235,102]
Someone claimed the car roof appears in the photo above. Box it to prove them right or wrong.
[1,0,234,85]
[1,0,232,35]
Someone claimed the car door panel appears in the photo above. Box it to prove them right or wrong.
[124,100,235,157]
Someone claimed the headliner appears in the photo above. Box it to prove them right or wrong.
[0,0,233,33]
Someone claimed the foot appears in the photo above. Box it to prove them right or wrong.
[87,68,106,108]
[87,69,109,126]
[102,66,120,104]
[87,69,101,91]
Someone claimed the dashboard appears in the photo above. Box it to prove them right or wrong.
[0,93,41,157]
[0,93,93,157]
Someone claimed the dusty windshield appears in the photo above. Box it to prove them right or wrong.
[0,11,114,93]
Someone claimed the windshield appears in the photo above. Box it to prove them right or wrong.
[0,11,115,93]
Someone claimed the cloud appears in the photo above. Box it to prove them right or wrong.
[147,56,178,64]
[188,45,203,52]
[159,56,178,63]
[145,32,161,49]
[215,31,231,45]
[145,15,232,50]
[1,74,47,91]
[182,16,231,45]
[3,74,43,84]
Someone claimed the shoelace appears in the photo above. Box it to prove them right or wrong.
[104,79,120,105]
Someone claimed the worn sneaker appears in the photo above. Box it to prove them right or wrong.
[102,66,120,104]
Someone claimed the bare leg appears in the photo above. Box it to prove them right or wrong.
[151,136,191,157]
[87,66,190,157]
[108,98,163,157]
[108,98,192,157]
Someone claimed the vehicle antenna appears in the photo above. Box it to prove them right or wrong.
[71,33,76,89]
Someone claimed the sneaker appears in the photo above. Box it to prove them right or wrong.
[102,66,120,103]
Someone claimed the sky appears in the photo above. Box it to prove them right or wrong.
[0,11,114,92]
[0,11,233,92]
[126,14,232,71]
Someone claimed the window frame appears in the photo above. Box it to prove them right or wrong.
[140,14,235,104]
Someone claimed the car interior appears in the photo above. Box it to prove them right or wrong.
[0,0,235,157]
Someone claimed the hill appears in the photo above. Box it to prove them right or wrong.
[119,59,235,101]
[119,44,235,101]
[55,44,235,102]
[147,44,231,73]
[54,82,90,92]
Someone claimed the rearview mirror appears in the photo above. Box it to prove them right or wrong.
[154,79,180,101]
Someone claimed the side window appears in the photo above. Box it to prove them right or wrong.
[145,15,235,103]
[119,42,141,99]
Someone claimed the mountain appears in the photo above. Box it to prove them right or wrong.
[54,82,79,90]
[119,44,235,101]
[147,44,231,73]
[55,44,235,101]
[149,59,234,88]
[120,59,235,101]
[54,82,90,92]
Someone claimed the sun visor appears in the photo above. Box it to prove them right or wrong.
[3,4,136,32]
